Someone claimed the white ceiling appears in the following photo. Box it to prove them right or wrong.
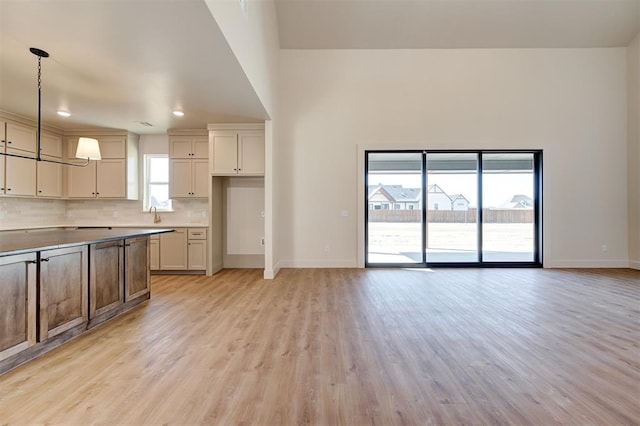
[0,0,268,134]
[1,0,639,135]
[277,0,640,49]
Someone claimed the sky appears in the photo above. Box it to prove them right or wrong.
[368,173,534,207]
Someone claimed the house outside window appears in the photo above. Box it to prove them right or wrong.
[144,154,172,211]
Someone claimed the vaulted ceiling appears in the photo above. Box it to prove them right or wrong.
[1,0,638,134]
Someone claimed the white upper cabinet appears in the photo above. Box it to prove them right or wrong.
[168,132,208,198]
[65,133,139,199]
[209,126,264,176]
[169,136,208,159]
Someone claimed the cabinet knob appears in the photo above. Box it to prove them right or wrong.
[38,190,42,193]
[6,188,11,191]
[7,140,12,144]
[41,258,50,262]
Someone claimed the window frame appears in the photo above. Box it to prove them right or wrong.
[143,154,173,212]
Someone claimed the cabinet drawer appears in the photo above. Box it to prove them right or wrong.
[188,229,207,240]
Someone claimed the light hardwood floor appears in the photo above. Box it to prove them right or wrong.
[0,268,638,425]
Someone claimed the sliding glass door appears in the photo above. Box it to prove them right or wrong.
[366,152,424,265]
[482,153,536,262]
[426,153,478,263]
[365,150,541,267]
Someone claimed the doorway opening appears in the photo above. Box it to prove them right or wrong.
[365,150,542,267]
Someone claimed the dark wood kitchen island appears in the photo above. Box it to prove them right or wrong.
[0,227,173,374]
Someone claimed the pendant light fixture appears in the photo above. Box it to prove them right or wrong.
[0,47,101,167]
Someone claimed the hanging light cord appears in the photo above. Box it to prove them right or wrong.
[0,48,90,167]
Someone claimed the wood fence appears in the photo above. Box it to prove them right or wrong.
[368,208,533,223]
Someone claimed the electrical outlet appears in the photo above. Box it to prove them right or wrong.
[601,244,608,253]
[260,238,265,246]
[324,244,330,253]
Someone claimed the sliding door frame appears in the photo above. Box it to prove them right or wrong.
[365,149,543,268]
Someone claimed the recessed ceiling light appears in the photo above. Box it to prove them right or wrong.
[57,110,71,117]
[173,110,185,117]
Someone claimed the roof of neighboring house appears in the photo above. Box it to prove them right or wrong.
[501,194,534,209]
[368,184,421,203]
[449,194,470,203]
[427,184,446,194]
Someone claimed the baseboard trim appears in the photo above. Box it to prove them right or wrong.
[629,260,640,270]
[264,261,282,279]
[279,259,358,268]
[546,259,630,268]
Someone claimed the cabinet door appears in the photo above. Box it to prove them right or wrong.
[5,152,36,197]
[211,133,238,174]
[98,137,126,158]
[0,253,37,362]
[169,138,193,158]
[39,246,88,340]
[192,160,209,198]
[192,137,209,159]
[150,239,160,270]
[159,229,188,270]
[0,156,5,194]
[40,133,62,158]
[67,161,97,198]
[125,237,150,301]
[6,123,36,153]
[96,159,126,198]
[90,241,124,318]
[36,159,63,198]
[238,132,265,175]
[188,240,207,270]
[169,159,192,198]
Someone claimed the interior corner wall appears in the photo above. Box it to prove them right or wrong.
[204,0,279,117]
[628,34,640,270]
[278,48,629,268]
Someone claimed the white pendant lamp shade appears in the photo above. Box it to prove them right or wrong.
[76,137,101,160]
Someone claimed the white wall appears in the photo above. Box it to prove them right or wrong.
[204,0,281,277]
[204,0,279,117]
[278,48,629,268]
[628,34,640,270]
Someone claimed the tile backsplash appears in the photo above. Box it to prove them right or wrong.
[0,198,67,229]
[0,197,208,230]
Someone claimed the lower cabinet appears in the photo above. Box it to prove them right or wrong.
[0,235,154,375]
[159,229,188,270]
[124,236,150,300]
[157,228,207,271]
[89,241,124,318]
[150,235,160,270]
[0,253,37,362]
[89,237,150,319]
[39,246,89,340]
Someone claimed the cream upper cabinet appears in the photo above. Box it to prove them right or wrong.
[238,131,265,175]
[210,129,264,176]
[169,136,208,159]
[39,132,62,158]
[5,153,36,197]
[65,133,138,199]
[1,122,37,197]
[169,159,208,198]
[5,122,36,153]
[168,131,208,198]
[36,132,63,198]
[37,161,62,198]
